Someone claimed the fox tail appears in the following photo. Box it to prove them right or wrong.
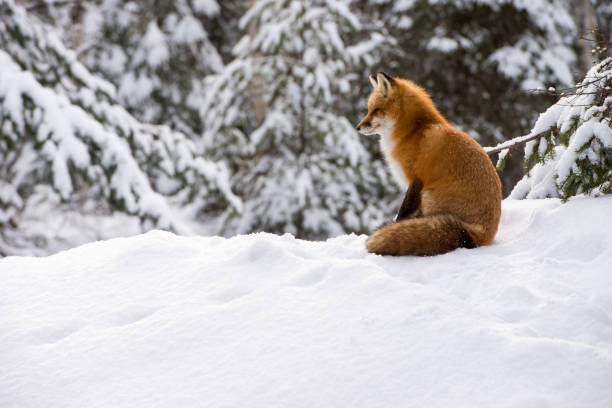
[366,214,481,256]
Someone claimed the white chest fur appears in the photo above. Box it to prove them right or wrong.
[378,121,409,189]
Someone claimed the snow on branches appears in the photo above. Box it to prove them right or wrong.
[76,0,225,138]
[0,0,240,231]
[201,0,393,239]
[510,57,612,199]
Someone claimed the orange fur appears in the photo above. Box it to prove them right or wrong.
[357,73,502,256]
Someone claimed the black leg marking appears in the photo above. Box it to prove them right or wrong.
[395,178,423,222]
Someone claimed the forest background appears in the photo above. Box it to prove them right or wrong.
[1,0,610,255]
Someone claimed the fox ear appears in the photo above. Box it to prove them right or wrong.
[369,75,378,89]
[377,72,394,97]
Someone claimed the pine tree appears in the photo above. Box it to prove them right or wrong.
[201,0,394,239]
[354,0,577,140]
[350,0,578,194]
[510,57,612,199]
[0,0,240,231]
[30,0,226,139]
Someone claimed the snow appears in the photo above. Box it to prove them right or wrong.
[172,15,207,44]
[1,0,242,234]
[427,37,460,53]
[486,0,576,89]
[511,151,561,199]
[201,0,395,239]
[191,0,220,16]
[118,72,155,106]
[2,197,612,407]
[510,57,612,199]
[0,50,168,212]
[136,21,169,69]
[0,186,142,257]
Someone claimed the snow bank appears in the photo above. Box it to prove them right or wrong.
[2,198,612,408]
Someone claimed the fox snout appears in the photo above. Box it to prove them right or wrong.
[356,115,375,134]
[355,119,371,132]
[357,112,385,136]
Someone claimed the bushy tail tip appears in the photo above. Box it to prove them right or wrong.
[366,214,476,256]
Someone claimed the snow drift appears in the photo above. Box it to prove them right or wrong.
[2,197,612,408]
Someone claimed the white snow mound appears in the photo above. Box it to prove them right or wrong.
[2,197,612,408]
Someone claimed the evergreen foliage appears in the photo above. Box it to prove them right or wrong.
[511,57,612,199]
[2,0,611,254]
[39,0,226,138]
[350,0,578,194]
[0,0,240,231]
[202,0,394,238]
[351,0,576,144]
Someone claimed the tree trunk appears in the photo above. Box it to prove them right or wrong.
[572,0,600,75]
[249,0,266,128]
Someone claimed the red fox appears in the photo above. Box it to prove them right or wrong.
[357,72,502,256]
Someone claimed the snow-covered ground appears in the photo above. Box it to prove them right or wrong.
[2,197,612,408]
[0,187,142,257]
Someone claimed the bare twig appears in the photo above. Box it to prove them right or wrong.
[528,75,608,97]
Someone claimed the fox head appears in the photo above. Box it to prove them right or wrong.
[356,72,397,136]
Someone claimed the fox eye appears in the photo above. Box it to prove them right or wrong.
[372,108,382,114]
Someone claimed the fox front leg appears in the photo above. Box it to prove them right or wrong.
[395,178,423,222]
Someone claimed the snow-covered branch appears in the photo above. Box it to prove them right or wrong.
[484,129,554,155]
